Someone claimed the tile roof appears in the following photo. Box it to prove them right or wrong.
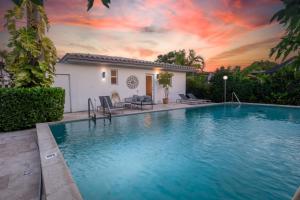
[59,53,198,73]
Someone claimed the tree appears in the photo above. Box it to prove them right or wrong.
[11,0,111,11]
[270,0,300,67]
[0,50,7,63]
[186,49,205,70]
[0,50,8,87]
[242,60,277,75]
[156,49,205,72]
[87,0,111,10]
[5,1,57,87]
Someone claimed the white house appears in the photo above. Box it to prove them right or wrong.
[53,53,197,112]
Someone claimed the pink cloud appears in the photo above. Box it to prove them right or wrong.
[125,47,159,58]
[213,11,254,29]
[50,16,143,30]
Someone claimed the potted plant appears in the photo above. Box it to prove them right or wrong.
[158,72,174,104]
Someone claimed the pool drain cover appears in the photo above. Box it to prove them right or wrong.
[24,169,33,176]
[45,153,57,160]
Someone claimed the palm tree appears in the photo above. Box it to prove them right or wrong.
[88,0,111,10]
[270,0,300,66]
[156,49,205,72]
[0,50,7,63]
[5,1,57,87]
[0,50,8,87]
[11,0,111,11]
[186,49,205,72]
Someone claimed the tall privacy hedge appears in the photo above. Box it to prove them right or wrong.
[187,65,300,106]
[0,87,65,132]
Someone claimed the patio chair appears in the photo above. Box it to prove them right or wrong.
[128,95,154,110]
[176,94,204,104]
[186,93,212,103]
[99,96,125,114]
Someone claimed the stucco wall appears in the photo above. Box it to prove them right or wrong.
[53,63,186,112]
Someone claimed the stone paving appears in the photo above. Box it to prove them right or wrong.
[62,102,217,122]
[0,129,41,200]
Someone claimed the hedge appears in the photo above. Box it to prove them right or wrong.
[0,87,65,132]
[188,65,300,106]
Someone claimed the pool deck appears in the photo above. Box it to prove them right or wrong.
[61,102,218,123]
[0,129,41,200]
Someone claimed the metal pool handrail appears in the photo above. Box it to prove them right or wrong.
[103,97,112,123]
[231,92,241,104]
[88,98,97,123]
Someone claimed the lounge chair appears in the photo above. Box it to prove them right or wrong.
[186,93,211,103]
[176,94,205,104]
[99,96,125,114]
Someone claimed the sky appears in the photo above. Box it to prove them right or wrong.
[0,0,284,71]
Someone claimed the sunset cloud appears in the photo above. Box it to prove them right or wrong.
[0,0,284,71]
[125,47,159,58]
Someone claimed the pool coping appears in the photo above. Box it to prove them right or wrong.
[49,103,223,125]
[237,102,300,109]
[37,102,300,200]
[36,123,83,200]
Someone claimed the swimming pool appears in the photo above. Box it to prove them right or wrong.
[50,104,300,200]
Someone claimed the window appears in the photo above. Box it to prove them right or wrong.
[111,69,118,85]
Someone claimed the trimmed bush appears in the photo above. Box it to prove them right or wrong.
[0,87,65,132]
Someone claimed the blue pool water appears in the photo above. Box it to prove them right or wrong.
[50,104,300,200]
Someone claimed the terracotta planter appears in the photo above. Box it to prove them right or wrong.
[163,98,169,104]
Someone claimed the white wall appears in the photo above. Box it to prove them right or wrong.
[53,63,186,112]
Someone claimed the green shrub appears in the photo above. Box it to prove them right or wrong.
[192,65,300,105]
[0,87,65,132]
[186,75,210,99]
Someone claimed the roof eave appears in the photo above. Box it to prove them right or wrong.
[60,57,198,73]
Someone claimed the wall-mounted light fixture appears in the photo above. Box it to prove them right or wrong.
[102,72,106,80]
[156,74,159,79]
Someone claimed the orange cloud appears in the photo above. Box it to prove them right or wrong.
[50,16,142,30]
[138,48,158,57]
[206,37,280,71]
[165,1,219,41]
[125,47,158,58]
[214,11,254,29]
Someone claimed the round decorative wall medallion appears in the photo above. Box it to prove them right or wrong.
[126,75,139,89]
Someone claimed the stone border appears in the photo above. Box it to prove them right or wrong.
[292,187,300,200]
[236,102,300,109]
[50,103,223,125]
[51,102,300,126]
[36,123,83,200]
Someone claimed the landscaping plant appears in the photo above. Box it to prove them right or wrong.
[270,0,300,68]
[11,0,111,11]
[5,0,57,87]
[0,87,65,132]
[158,72,174,104]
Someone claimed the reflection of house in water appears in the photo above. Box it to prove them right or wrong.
[144,113,152,128]
[0,62,11,88]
